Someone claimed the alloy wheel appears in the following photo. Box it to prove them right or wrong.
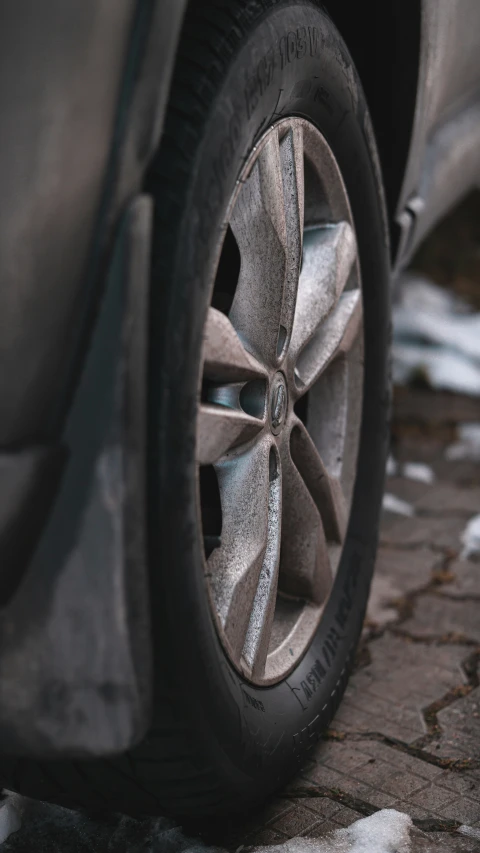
[196,118,363,685]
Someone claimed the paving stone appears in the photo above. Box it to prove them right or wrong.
[402,593,480,641]
[410,827,480,853]
[348,757,401,790]
[390,800,436,820]
[433,457,480,486]
[380,770,428,799]
[347,739,443,782]
[440,798,480,824]
[373,546,438,596]
[329,806,363,827]
[416,483,480,515]
[301,763,347,790]
[380,507,406,534]
[277,799,359,839]
[347,787,398,811]
[303,819,345,838]
[436,770,480,799]
[312,741,372,774]
[344,761,438,809]
[380,515,466,551]
[345,669,375,693]
[366,574,404,629]
[366,547,440,631]
[269,805,320,836]
[260,799,295,827]
[384,476,433,505]
[300,798,341,819]
[221,813,271,845]
[282,769,315,793]
[410,783,459,814]
[324,773,398,810]
[246,827,287,845]
[428,742,473,762]
[333,633,469,743]
[392,387,480,426]
[332,701,421,743]
[441,557,480,598]
[302,757,384,808]
[343,688,425,733]
[424,687,480,763]
[331,701,374,732]
[394,434,451,464]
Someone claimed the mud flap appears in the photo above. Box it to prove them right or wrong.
[0,196,152,757]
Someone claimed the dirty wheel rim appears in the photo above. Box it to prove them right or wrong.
[197,118,363,686]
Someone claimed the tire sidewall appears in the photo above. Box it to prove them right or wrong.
[148,0,390,809]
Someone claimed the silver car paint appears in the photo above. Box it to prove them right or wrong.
[396,0,480,269]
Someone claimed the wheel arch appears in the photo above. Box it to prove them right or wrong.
[324,0,422,257]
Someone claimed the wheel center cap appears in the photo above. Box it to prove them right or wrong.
[270,373,288,435]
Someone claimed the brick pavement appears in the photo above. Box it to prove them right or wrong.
[3,389,480,852]
[214,389,480,851]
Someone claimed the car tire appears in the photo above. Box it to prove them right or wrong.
[0,0,390,817]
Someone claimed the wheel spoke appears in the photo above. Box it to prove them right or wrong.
[278,430,333,605]
[242,449,282,678]
[295,288,362,393]
[197,404,264,465]
[229,125,304,365]
[307,331,363,507]
[290,417,347,542]
[290,221,357,362]
[278,125,304,356]
[203,307,266,382]
[207,436,279,664]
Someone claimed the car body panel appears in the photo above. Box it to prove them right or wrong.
[395,0,480,266]
[0,197,153,758]
[0,0,187,756]
[0,0,136,447]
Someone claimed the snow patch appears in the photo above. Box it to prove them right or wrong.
[446,422,480,461]
[0,803,414,853]
[386,454,434,484]
[394,275,469,317]
[0,801,21,844]
[253,810,413,853]
[392,274,480,396]
[382,493,415,517]
[393,343,480,395]
[401,462,435,484]
[461,514,480,558]
[458,824,480,840]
